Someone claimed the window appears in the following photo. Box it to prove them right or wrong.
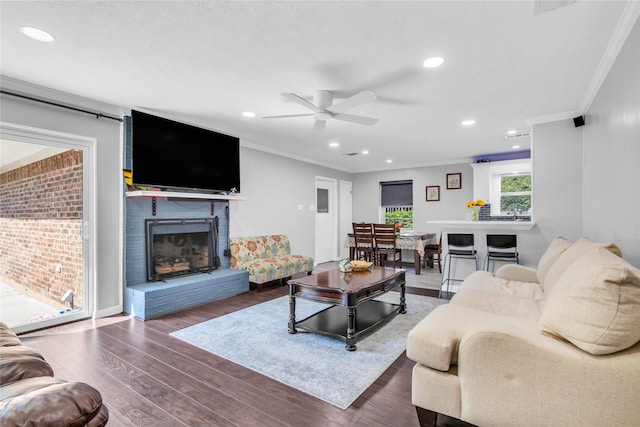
[380,180,413,228]
[499,174,531,214]
[489,161,532,216]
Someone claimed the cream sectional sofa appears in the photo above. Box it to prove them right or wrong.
[407,236,640,427]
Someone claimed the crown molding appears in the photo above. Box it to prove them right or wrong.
[526,109,582,126]
[580,1,640,113]
[526,1,640,126]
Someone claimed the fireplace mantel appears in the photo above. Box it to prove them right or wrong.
[126,190,245,201]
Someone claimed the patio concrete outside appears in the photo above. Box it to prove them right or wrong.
[0,280,68,328]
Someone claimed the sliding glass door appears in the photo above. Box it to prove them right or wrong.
[0,123,95,333]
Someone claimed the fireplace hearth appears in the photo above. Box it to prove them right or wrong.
[145,218,217,281]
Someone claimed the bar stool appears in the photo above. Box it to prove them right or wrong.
[423,233,442,273]
[441,233,478,298]
[483,234,520,272]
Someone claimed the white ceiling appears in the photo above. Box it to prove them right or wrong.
[0,1,636,173]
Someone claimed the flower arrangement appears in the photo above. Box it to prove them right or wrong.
[466,199,485,208]
[466,199,485,221]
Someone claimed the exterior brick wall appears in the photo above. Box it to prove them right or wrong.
[0,150,84,309]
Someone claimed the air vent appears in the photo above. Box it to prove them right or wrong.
[505,133,531,140]
[343,152,359,156]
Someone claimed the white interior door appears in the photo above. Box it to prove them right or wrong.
[315,176,337,264]
[339,180,353,259]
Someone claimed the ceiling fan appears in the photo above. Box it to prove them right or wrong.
[263,90,378,131]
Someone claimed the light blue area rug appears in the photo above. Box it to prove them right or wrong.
[171,292,446,409]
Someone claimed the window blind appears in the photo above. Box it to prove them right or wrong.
[380,180,413,206]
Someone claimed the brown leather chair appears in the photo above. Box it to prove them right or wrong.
[373,223,401,268]
[352,222,375,262]
[0,322,109,426]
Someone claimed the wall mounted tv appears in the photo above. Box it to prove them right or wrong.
[131,109,240,193]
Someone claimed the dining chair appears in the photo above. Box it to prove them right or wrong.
[483,234,520,271]
[441,233,478,298]
[352,222,375,262]
[423,233,442,273]
[373,223,401,268]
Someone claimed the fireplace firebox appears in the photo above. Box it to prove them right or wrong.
[145,218,218,281]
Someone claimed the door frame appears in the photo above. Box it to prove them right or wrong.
[339,180,353,259]
[1,121,97,333]
[315,176,338,264]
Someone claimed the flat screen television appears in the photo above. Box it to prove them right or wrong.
[131,110,240,193]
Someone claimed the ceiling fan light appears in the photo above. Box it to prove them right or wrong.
[423,57,444,68]
[314,112,332,121]
[20,26,55,42]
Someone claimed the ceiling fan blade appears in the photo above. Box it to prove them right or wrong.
[281,93,322,113]
[326,90,377,113]
[262,113,316,119]
[332,113,378,126]
[314,120,326,131]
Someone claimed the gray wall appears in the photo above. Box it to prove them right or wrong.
[230,146,353,260]
[352,163,474,230]
[582,17,640,266]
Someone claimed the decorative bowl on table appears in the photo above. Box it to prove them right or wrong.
[350,260,373,271]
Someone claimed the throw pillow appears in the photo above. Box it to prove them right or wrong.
[536,236,572,284]
[540,248,640,355]
[542,237,622,294]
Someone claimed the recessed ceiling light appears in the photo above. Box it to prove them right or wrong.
[386,159,393,163]
[19,26,55,42]
[242,111,256,118]
[362,150,369,155]
[423,57,445,68]
[329,142,339,147]
[512,145,520,149]
[507,129,517,135]
[462,119,476,126]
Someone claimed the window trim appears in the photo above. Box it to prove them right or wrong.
[488,161,532,216]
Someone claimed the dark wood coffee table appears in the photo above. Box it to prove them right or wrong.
[287,267,406,351]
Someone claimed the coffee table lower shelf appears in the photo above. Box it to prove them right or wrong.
[291,299,401,348]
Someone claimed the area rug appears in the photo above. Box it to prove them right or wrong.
[170,292,446,409]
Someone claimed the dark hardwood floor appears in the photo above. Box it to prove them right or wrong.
[20,281,470,427]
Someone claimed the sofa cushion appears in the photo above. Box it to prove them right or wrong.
[0,353,54,385]
[458,271,545,300]
[542,237,622,294]
[535,236,571,284]
[407,304,538,371]
[0,376,106,427]
[451,290,545,321]
[540,248,640,355]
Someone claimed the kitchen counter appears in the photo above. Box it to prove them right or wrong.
[426,220,536,231]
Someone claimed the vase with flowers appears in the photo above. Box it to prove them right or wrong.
[466,199,485,221]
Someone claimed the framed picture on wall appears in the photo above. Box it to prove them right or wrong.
[426,185,440,201]
[446,173,462,189]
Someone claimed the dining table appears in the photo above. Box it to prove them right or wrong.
[345,232,437,275]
